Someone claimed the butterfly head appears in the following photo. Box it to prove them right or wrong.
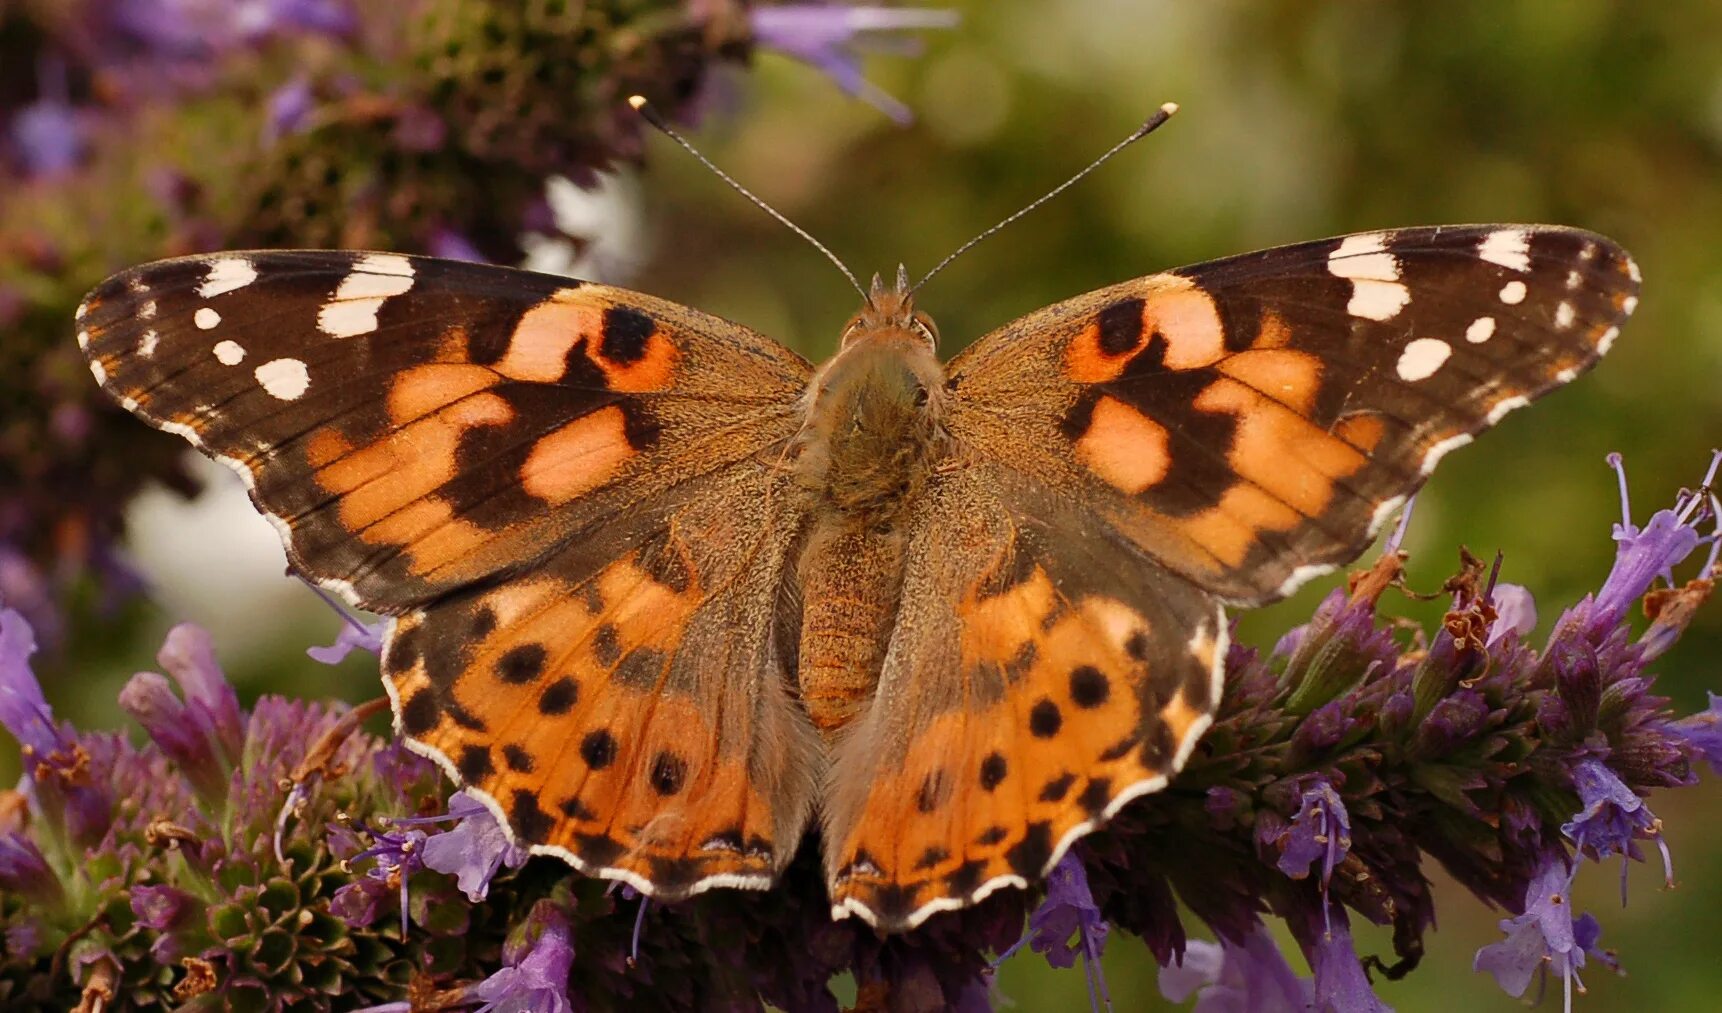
[844,265,939,352]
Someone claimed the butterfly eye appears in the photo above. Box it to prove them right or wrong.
[912,385,930,408]
[909,314,939,347]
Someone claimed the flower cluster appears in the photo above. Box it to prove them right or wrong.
[3,452,1715,1009]
[0,1,957,639]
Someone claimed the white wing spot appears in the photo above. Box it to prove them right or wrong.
[1396,338,1452,381]
[1465,316,1496,343]
[1566,269,1582,290]
[76,329,90,350]
[1327,233,1408,320]
[1368,495,1408,537]
[1597,326,1620,355]
[140,329,160,357]
[198,257,259,297]
[127,276,149,294]
[318,254,416,338]
[1555,366,1578,383]
[1486,395,1531,425]
[1478,229,1531,272]
[1420,433,1473,475]
[194,307,222,329]
[119,396,139,412]
[1622,295,1638,316]
[141,300,158,319]
[255,358,310,401]
[1626,257,1641,283]
[89,359,108,385]
[1554,302,1576,330]
[74,302,88,321]
[1498,280,1527,305]
[1579,242,1597,262]
[213,339,246,365]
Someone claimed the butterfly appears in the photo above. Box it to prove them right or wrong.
[76,222,1638,932]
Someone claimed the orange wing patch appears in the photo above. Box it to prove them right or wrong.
[1075,397,1172,495]
[385,550,802,898]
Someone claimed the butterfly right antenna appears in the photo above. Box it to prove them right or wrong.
[911,102,1180,293]
[629,95,868,302]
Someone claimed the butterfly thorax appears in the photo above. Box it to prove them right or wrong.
[793,276,949,738]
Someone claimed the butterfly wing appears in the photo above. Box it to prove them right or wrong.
[79,251,823,897]
[826,224,1639,929]
[945,224,1641,604]
[823,461,1225,930]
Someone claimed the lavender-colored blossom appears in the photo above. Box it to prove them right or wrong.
[153,623,245,760]
[349,825,427,937]
[119,671,231,803]
[0,833,62,907]
[0,607,57,757]
[1269,778,1351,887]
[1676,691,1722,774]
[306,615,386,664]
[1157,926,1310,1012]
[750,5,960,123]
[9,97,86,178]
[1487,583,1538,646]
[1561,759,1673,899]
[129,884,194,931]
[1474,856,1612,1010]
[414,791,531,903]
[1297,907,1393,1013]
[465,900,576,1013]
[1585,452,1715,633]
[265,77,317,141]
[428,228,490,263]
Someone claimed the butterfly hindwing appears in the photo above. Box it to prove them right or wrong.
[823,461,1225,930]
[77,251,813,611]
[946,224,1640,604]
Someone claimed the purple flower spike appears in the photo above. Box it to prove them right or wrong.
[1271,778,1352,887]
[1561,760,1673,901]
[1157,926,1310,1012]
[467,900,576,1013]
[1587,452,1713,633]
[414,791,531,903]
[750,5,960,124]
[1474,856,1614,1011]
[351,826,428,937]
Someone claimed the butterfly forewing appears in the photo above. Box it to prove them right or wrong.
[947,224,1639,605]
[78,251,813,612]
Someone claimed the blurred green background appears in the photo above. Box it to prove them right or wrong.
[12,0,1722,1008]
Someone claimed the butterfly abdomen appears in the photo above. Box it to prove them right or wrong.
[796,523,911,738]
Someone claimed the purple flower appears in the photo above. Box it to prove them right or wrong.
[414,791,530,903]
[306,615,386,665]
[129,884,194,931]
[265,77,317,141]
[465,900,576,1013]
[8,97,86,178]
[1676,692,1722,774]
[153,623,245,759]
[1299,908,1393,1013]
[1561,760,1673,899]
[1012,852,1112,1008]
[119,672,230,803]
[0,833,63,908]
[428,229,489,264]
[1474,857,1612,1011]
[1157,926,1310,1012]
[1268,778,1351,887]
[348,825,428,936]
[1487,583,1538,647]
[0,608,57,757]
[1585,452,1716,634]
[0,608,111,844]
[750,4,960,124]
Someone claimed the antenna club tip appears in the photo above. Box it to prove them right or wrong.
[1160,101,1180,116]
[627,94,648,111]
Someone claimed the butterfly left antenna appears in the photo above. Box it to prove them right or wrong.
[628,96,868,301]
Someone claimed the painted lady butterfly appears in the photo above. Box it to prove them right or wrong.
[76,158,1638,931]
